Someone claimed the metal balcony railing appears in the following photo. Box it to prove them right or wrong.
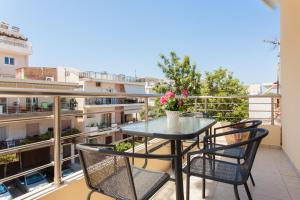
[0,87,280,198]
[79,71,145,83]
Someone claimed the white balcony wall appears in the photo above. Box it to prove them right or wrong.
[249,97,271,120]
[124,84,145,94]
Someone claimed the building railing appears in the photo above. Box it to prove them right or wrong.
[0,88,280,198]
[0,102,77,116]
[85,97,144,105]
[0,74,16,79]
[0,37,31,49]
[79,71,145,83]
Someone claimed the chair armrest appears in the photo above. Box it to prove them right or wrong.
[188,128,268,159]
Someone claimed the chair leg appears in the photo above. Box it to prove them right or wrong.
[87,190,94,200]
[249,172,255,186]
[202,178,206,199]
[186,174,190,200]
[233,185,240,200]
[244,183,253,200]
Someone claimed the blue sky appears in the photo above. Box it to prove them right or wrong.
[0,0,279,84]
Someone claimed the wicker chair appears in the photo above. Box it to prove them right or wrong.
[183,128,268,200]
[210,120,262,186]
[77,143,172,200]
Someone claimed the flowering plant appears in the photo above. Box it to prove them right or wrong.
[160,90,189,111]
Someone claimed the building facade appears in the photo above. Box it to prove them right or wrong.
[0,21,32,77]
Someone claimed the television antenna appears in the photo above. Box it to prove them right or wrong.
[264,39,280,94]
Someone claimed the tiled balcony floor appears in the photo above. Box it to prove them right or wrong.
[39,147,300,200]
[153,148,300,200]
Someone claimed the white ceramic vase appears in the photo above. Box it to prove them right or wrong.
[165,110,180,128]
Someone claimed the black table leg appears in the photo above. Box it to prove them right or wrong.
[171,140,176,171]
[175,140,184,200]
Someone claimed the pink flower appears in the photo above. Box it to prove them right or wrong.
[181,89,189,98]
[160,96,168,105]
[165,91,175,99]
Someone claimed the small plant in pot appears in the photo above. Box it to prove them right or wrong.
[160,90,189,126]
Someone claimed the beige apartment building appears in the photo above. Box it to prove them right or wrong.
[76,71,145,144]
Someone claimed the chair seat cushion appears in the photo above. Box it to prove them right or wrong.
[210,144,245,159]
[132,166,170,200]
[183,156,246,185]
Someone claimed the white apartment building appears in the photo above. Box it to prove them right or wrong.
[0,21,32,77]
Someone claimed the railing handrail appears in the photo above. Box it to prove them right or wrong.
[0,87,281,98]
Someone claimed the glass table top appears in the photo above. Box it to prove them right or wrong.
[121,116,216,140]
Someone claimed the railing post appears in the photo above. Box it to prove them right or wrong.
[204,98,208,113]
[271,96,274,125]
[194,97,197,112]
[144,97,148,121]
[54,96,62,185]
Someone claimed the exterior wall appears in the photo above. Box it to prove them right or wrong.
[5,119,53,140]
[0,52,28,75]
[83,81,119,92]
[16,67,57,81]
[57,67,80,83]
[2,116,76,141]
[281,0,300,172]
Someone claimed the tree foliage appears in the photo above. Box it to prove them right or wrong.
[202,68,248,122]
[154,52,202,95]
[150,52,248,123]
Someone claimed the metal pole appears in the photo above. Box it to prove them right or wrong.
[144,97,148,121]
[204,98,208,113]
[194,97,197,112]
[54,96,62,185]
[271,97,275,125]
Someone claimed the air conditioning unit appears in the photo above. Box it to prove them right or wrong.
[46,77,54,81]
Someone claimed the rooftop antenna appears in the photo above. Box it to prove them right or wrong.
[264,39,280,94]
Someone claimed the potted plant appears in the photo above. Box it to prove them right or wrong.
[85,123,98,132]
[160,90,189,126]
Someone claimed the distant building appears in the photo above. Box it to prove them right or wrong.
[76,70,145,144]
[0,21,32,77]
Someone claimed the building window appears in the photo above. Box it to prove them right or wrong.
[96,82,101,87]
[4,57,15,65]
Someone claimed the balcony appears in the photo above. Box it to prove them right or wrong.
[84,97,144,108]
[79,71,145,85]
[0,101,80,121]
[0,88,293,200]
[0,35,32,55]
[38,146,300,200]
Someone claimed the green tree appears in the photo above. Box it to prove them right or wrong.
[202,68,248,122]
[154,52,202,95]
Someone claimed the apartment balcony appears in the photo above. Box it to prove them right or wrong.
[79,71,145,85]
[0,102,81,121]
[0,35,32,55]
[84,97,144,108]
[0,88,294,200]
[36,144,300,200]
